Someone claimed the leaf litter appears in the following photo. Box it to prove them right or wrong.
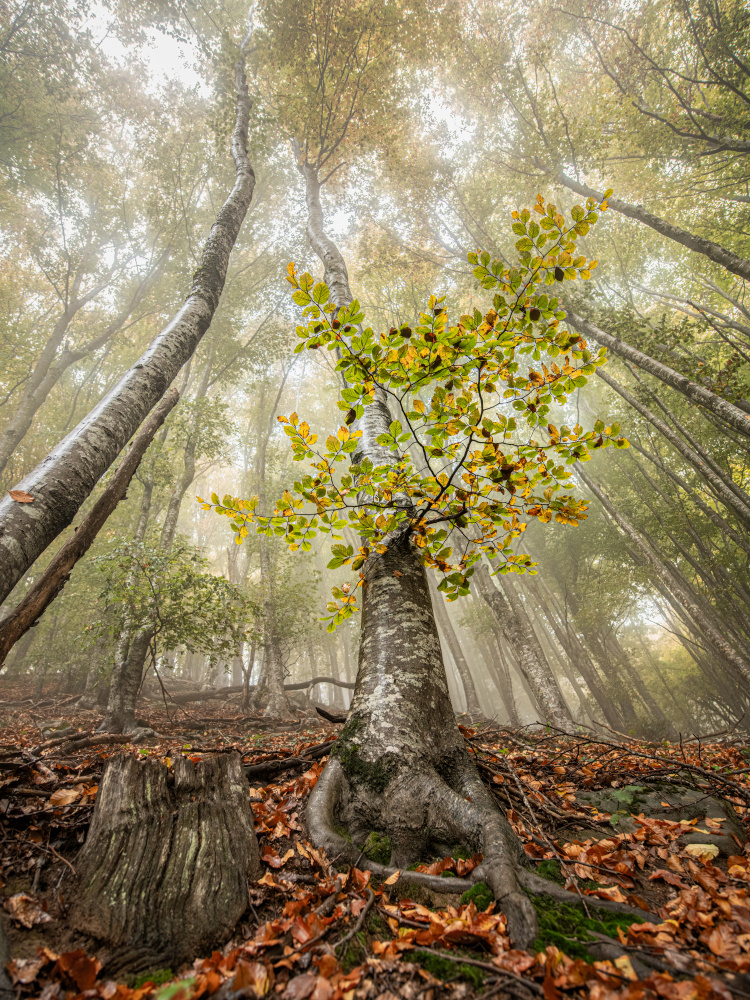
[1,691,750,1000]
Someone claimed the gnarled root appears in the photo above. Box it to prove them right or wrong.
[307,759,648,948]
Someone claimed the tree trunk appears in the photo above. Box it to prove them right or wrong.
[0,51,255,604]
[428,574,482,716]
[70,752,260,973]
[566,310,750,440]
[298,156,543,945]
[552,169,750,284]
[578,465,750,689]
[99,629,154,733]
[306,531,537,946]
[597,368,750,528]
[472,561,573,728]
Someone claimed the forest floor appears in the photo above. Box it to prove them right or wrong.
[1,683,750,1000]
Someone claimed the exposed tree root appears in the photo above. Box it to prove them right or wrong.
[307,758,649,947]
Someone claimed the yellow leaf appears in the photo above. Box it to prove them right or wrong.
[383,870,401,885]
[684,843,719,861]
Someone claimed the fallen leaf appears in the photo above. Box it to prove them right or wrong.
[9,489,34,503]
[685,843,720,861]
[310,976,333,1000]
[383,870,401,885]
[234,960,270,995]
[8,957,47,984]
[282,973,317,1000]
[6,893,53,928]
[50,786,82,807]
[56,950,102,990]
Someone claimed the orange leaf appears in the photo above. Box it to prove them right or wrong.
[9,489,34,503]
[234,960,270,995]
[383,870,401,885]
[56,950,102,991]
[50,786,82,806]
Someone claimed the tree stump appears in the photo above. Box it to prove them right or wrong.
[70,752,260,971]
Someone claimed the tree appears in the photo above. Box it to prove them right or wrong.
[0,22,256,605]
[204,189,628,944]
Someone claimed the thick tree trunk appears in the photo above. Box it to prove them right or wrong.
[566,310,750,440]
[0,54,255,604]
[306,532,537,946]
[70,752,260,973]
[299,157,545,945]
[472,562,573,728]
[428,573,482,716]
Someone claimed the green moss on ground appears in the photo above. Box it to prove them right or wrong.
[460,882,494,910]
[528,892,644,960]
[411,950,485,988]
[132,969,174,989]
[341,931,368,973]
[332,822,352,842]
[537,860,565,885]
[363,831,392,865]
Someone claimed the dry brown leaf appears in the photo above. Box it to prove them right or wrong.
[6,893,53,928]
[8,489,34,503]
[49,786,82,806]
[685,843,720,861]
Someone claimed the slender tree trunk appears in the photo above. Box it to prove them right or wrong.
[524,576,626,730]
[566,310,750,440]
[428,574,482,715]
[472,561,573,728]
[597,368,750,527]
[552,169,750,284]
[0,53,255,604]
[578,464,750,689]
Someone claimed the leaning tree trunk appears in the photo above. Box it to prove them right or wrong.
[70,752,259,975]
[0,45,255,605]
[306,531,537,946]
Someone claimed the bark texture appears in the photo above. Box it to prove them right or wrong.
[71,752,260,972]
[0,391,178,667]
[306,532,537,946]
[0,59,255,604]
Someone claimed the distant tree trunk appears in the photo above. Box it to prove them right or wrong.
[0,50,255,604]
[524,576,626,730]
[472,561,573,729]
[566,310,750,440]
[597,369,750,528]
[578,465,750,690]
[71,752,260,973]
[553,170,750,284]
[428,574,482,716]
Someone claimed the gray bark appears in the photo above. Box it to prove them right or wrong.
[553,170,750,284]
[566,310,750,440]
[472,561,573,729]
[0,56,255,604]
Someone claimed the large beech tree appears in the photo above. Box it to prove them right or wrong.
[204,182,632,942]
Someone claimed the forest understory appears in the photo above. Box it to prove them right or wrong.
[3,682,750,1000]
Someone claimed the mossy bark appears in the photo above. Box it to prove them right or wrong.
[70,752,260,973]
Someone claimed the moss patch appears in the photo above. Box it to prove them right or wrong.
[363,831,392,865]
[333,739,398,794]
[528,892,644,961]
[132,969,174,989]
[411,950,485,988]
[537,860,565,885]
[460,882,494,911]
[340,931,367,974]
